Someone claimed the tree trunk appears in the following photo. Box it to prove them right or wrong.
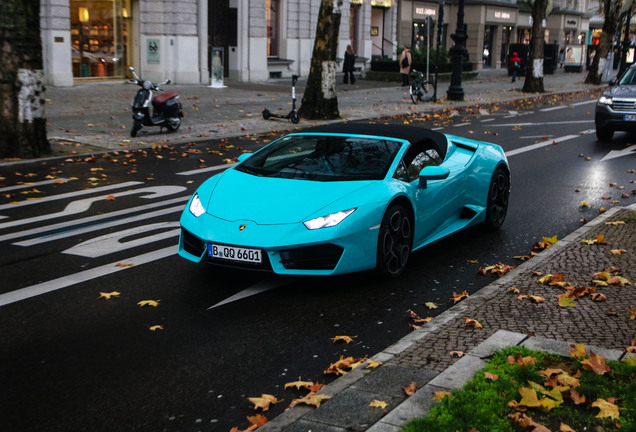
[522,0,549,93]
[298,0,341,120]
[586,0,621,84]
[0,0,50,158]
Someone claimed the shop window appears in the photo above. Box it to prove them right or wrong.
[70,0,129,79]
[266,0,279,57]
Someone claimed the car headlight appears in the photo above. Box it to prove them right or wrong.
[189,193,205,217]
[303,208,356,230]
[598,95,613,105]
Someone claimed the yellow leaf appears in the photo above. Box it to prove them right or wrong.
[543,235,558,244]
[536,274,553,284]
[247,394,281,411]
[149,325,163,331]
[289,392,331,408]
[116,262,134,268]
[580,351,611,375]
[137,300,159,307]
[452,290,469,303]
[592,398,620,419]
[424,302,438,309]
[463,317,483,329]
[630,306,636,320]
[369,399,387,409]
[517,387,542,407]
[560,423,576,432]
[331,335,357,344]
[366,360,383,369]
[98,291,120,299]
[433,391,452,400]
[558,297,575,308]
[284,378,314,390]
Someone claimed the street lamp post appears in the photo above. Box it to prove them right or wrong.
[432,0,445,101]
[447,0,468,101]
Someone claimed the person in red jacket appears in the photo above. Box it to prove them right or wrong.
[509,52,521,83]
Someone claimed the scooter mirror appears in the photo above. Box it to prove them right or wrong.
[165,79,171,85]
[129,67,134,71]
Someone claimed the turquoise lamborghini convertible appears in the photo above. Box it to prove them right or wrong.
[178,124,510,278]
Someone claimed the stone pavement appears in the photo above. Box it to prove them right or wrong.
[41,68,603,155]
[260,204,636,432]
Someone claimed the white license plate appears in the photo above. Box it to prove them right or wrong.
[208,244,262,263]
[624,114,636,121]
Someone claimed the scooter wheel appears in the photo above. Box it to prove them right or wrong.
[131,120,142,137]
[262,109,271,120]
[290,112,300,124]
[167,118,181,132]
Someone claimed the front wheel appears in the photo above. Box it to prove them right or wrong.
[419,81,434,102]
[130,119,142,137]
[377,204,413,278]
[290,111,300,124]
[167,118,181,132]
[484,167,510,230]
[595,125,613,141]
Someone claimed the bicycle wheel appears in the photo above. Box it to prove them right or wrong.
[409,81,421,104]
[418,81,435,102]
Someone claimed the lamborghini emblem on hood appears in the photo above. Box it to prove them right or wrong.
[239,224,247,231]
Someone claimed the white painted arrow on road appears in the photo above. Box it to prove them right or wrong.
[601,145,636,162]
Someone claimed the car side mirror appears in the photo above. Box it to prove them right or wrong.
[237,153,253,163]
[418,166,450,189]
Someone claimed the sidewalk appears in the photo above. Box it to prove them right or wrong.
[42,69,635,431]
[259,203,636,431]
[42,68,603,155]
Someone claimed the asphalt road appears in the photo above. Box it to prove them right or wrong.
[1,93,635,432]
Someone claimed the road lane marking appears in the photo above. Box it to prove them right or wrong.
[0,178,74,192]
[208,278,294,309]
[539,106,567,112]
[14,204,185,246]
[177,164,235,176]
[63,222,180,258]
[571,100,596,106]
[0,196,188,243]
[0,181,143,211]
[488,120,593,127]
[505,130,595,157]
[0,246,176,308]
[0,186,185,230]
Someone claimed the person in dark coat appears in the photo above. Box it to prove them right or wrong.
[343,45,356,85]
[509,51,521,83]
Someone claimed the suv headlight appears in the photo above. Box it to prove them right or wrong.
[598,95,613,105]
[189,194,205,217]
[303,208,356,230]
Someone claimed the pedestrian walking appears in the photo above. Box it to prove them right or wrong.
[399,46,412,86]
[509,51,521,83]
[343,45,356,85]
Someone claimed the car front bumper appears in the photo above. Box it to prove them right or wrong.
[595,100,636,131]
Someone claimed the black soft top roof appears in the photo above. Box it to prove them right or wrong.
[299,123,448,160]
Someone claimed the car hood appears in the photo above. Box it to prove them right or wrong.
[605,84,636,98]
[205,169,372,224]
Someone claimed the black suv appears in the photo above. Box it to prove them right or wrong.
[595,63,636,141]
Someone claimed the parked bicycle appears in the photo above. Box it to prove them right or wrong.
[409,69,435,103]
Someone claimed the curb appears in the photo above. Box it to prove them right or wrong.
[259,203,636,431]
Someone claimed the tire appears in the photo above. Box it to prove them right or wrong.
[262,109,271,120]
[595,125,614,141]
[167,118,181,132]
[130,120,142,137]
[409,82,420,104]
[419,81,434,101]
[290,111,300,124]
[377,204,413,278]
[484,167,510,230]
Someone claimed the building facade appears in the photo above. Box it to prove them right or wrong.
[40,0,400,87]
[397,0,590,71]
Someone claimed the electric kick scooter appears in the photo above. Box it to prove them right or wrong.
[262,74,300,124]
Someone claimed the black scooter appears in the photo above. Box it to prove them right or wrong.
[128,67,184,137]
[262,74,300,124]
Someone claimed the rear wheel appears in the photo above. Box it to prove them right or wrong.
[409,82,420,104]
[484,167,510,230]
[377,204,413,278]
[419,81,434,101]
[595,125,614,141]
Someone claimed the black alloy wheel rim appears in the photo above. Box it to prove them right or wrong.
[488,171,509,227]
[382,208,412,275]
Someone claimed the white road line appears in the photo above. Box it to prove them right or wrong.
[177,164,235,176]
[14,205,185,246]
[539,106,567,112]
[0,181,143,211]
[0,178,74,192]
[0,196,189,243]
[0,185,185,230]
[0,246,176,308]
[488,120,593,127]
[208,278,292,309]
[480,118,495,123]
[571,100,596,107]
[505,130,595,157]
[453,122,471,127]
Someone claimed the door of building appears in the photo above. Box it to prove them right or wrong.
[209,0,237,77]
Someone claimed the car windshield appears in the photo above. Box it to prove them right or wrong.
[618,68,636,85]
[236,134,403,181]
